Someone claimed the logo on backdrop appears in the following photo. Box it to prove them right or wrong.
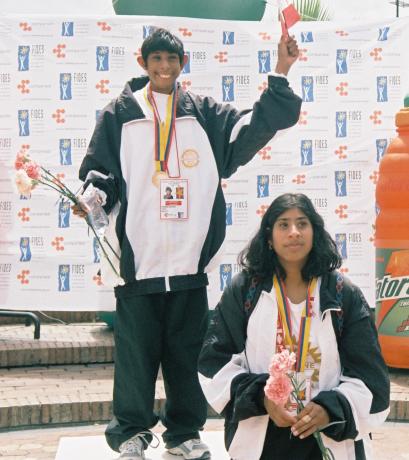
[219,264,232,291]
[335,171,347,196]
[58,200,70,228]
[59,73,72,100]
[93,237,101,263]
[376,76,388,102]
[336,49,348,74]
[61,21,74,36]
[378,26,390,41]
[223,31,235,45]
[18,110,29,136]
[335,233,347,259]
[301,76,314,102]
[336,112,347,138]
[257,175,269,198]
[222,76,234,101]
[300,140,313,165]
[258,51,271,74]
[376,139,388,162]
[59,139,72,165]
[19,237,31,261]
[143,25,156,39]
[58,264,70,291]
[181,51,190,74]
[226,203,233,226]
[18,46,30,71]
[96,46,109,71]
[300,31,313,43]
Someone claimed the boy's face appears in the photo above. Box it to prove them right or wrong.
[137,51,188,94]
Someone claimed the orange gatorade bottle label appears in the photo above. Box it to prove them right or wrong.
[376,248,409,339]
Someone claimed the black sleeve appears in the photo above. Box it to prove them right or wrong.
[313,283,390,441]
[191,76,302,179]
[79,103,122,213]
[198,273,269,421]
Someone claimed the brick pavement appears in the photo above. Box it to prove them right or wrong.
[0,421,408,460]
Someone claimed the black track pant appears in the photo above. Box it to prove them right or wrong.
[105,286,209,451]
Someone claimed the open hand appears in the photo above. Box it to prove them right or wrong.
[275,35,299,75]
[291,401,330,439]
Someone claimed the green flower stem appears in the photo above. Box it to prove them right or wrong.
[38,171,120,279]
[103,236,120,260]
[85,215,120,278]
[288,373,335,460]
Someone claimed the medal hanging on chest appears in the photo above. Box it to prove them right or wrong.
[273,275,318,407]
[144,83,178,187]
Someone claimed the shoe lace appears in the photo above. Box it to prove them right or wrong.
[121,431,160,453]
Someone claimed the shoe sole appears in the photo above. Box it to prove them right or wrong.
[167,452,211,460]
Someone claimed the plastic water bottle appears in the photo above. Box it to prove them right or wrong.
[375,93,409,369]
[81,188,109,237]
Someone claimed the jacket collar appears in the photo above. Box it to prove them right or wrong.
[116,76,194,122]
[260,271,342,316]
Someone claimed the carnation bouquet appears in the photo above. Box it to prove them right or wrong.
[14,151,122,282]
[264,349,335,460]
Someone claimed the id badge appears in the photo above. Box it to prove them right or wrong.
[160,179,188,220]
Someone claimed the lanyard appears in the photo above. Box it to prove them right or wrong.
[273,275,317,372]
[144,83,178,174]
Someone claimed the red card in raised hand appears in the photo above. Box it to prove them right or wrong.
[282,3,300,29]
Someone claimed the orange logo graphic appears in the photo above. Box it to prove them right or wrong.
[97,21,111,31]
[335,204,348,219]
[17,269,30,284]
[336,82,348,96]
[53,44,66,58]
[178,27,192,37]
[335,145,348,160]
[292,174,306,184]
[257,146,271,160]
[96,79,110,94]
[17,207,30,222]
[370,110,382,125]
[52,109,66,124]
[51,236,64,251]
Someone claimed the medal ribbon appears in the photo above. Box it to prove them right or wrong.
[144,83,178,173]
[273,275,317,372]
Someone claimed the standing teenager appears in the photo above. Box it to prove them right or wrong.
[76,29,301,460]
[199,193,390,460]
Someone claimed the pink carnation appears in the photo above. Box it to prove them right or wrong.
[15,158,25,170]
[15,170,34,196]
[268,349,296,376]
[264,373,292,405]
[24,161,41,180]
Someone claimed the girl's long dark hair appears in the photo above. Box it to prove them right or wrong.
[238,193,342,281]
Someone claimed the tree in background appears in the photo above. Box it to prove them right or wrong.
[295,0,332,21]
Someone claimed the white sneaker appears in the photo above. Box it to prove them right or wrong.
[167,438,211,459]
[118,433,148,459]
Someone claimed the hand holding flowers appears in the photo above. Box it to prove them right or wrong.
[264,349,334,460]
[14,151,122,283]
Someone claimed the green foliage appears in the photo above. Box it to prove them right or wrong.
[294,0,332,21]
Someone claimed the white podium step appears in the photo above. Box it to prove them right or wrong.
[55,432,230,460]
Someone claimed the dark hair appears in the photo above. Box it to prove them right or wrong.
[141,28,185,64]
[238,193,342,281]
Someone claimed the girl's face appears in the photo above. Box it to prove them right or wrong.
[269,207,313,270]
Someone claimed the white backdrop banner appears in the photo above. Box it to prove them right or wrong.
[0,15,408,310]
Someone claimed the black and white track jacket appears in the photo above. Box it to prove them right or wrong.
[198,271,390,460]
[79,75,301,293]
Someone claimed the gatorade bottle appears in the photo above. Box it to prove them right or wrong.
[375,94,409,369]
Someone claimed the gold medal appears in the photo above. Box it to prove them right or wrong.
[152,170,168,188]
[182,149,199,168]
